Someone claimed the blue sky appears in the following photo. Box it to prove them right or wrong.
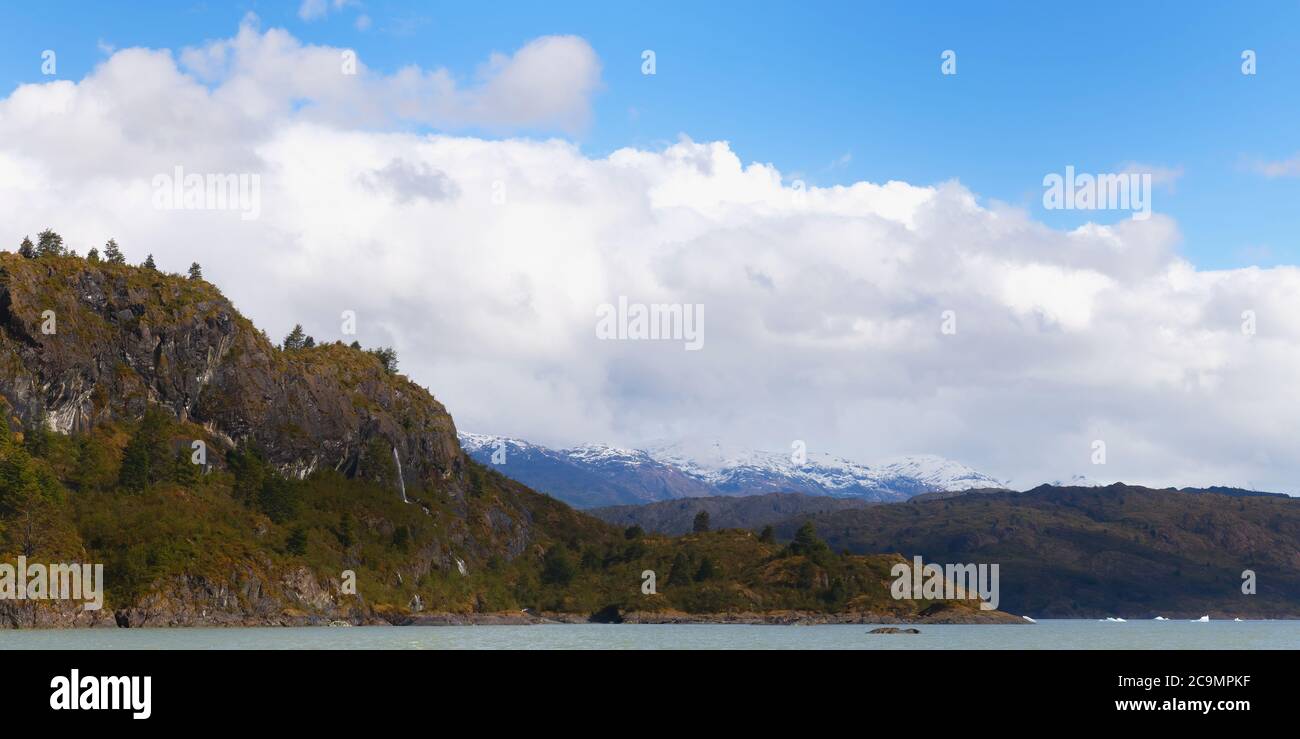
[6,3,1300,487]
[3,2,1299,269]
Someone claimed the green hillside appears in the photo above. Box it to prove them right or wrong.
[0,240,1011,626]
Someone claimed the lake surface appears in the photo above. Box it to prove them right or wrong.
[2,620,1297,649]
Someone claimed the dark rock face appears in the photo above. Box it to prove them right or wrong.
[0,255,464,489]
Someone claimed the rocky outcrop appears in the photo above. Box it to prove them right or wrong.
[0,600,118,629]
[107,567,378,628]
[0,254,464,490]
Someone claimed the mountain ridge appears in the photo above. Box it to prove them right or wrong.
[591,482,1300,618]
[459,431,1004,508]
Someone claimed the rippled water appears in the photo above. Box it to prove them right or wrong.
[2,620,1297,649]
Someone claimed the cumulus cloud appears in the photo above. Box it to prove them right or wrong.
[1,22,1297,493]
[177,14,599,134]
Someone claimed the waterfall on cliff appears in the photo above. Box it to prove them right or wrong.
[392,447,409,503]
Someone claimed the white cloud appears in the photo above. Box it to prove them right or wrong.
[298,0,353,22]
[1120,161,1184,190]
[1251,153,1300,178]
[176,14,600,134]
[1,23,1298,494]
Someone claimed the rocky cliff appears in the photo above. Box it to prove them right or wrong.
[0,253,463,489]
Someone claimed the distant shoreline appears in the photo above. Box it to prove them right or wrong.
[6,616,1300,632]
[1,608,1027,628]
[12,605,1297,628]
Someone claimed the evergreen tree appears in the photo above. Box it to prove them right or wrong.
[142,254,157,270]
[667,551,692,586]
[624,525,644,540]
[797,559,820,590]
[390,525,410,551]
[188,262,203,280]
[336,512,355,550]
[303,336,316,349]
[0,445,41,518]
[692,509,711,533]
[117,433,150,493]
[0,442,48,554]
[580,546,601,570]
[541,546,576,585]
[286,526,308,556]
[759,524,776,544]
[283,324,307,351]
[35,228,64,257]
[694,556,715,582]
[173,445,199,485]
[72,435,117,492]
[257,475,299,523]
[349,340,361,350]
[824,577,848,605]
[18,236,35,259]
[21,416,50,459]
[103,239,125,264]
[790,521,821,553]
[468,464,485,497]
[368,347,398,374]
[227,444,268,506]
[788,521,833,564]
[86,248,101,263]
[118,407,171,492]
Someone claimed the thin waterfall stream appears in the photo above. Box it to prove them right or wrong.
[392,447,409,503]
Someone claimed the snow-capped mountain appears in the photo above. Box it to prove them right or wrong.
[458,433,715,508]
[458,432,1004,509]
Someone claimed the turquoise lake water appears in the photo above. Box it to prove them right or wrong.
[1,620,1297,649]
